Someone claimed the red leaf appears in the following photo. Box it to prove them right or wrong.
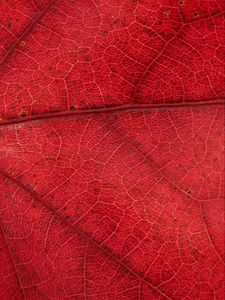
[0,1,224,299]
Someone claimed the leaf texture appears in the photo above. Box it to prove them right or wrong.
[0,0,224,299]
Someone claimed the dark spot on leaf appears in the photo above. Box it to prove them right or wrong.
[180,0,185,7]
[66,215,70,219]
[69,105,76,111]
[187,189,192,198]
[193,12,199,18]
[19,111,27,117]
[5,23,11,28]
[27,184,34,190]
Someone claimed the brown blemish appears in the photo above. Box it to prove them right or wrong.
[5,23,11,29]
[180,0,185,8]
[19,111,27,117]
[69,105,76,111]
[193,12,199,18]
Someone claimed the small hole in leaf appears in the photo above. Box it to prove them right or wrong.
[69,105,76,111]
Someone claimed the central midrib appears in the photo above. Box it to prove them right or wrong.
[0,98,224,128]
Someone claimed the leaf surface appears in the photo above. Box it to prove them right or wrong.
[0,1,224,299]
